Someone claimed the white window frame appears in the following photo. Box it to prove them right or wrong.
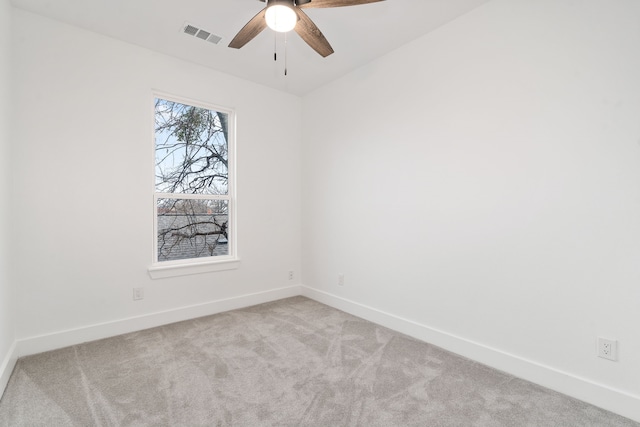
[148,92,239,279]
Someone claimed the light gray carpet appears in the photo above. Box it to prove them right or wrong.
[0,296,637,426]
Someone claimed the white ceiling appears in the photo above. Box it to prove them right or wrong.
[11,0,491,96]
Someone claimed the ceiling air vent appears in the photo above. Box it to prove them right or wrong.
[195,29,210,40]
[206,34,222,45]
[183,24,198,36]
[182,23,222,45]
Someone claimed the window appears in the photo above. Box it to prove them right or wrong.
[149,94,237,278]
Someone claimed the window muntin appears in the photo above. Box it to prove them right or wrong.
[153,96,234,265]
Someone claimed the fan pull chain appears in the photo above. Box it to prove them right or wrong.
[271,31,288,76]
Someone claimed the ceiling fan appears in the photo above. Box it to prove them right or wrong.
[228,0,385,58]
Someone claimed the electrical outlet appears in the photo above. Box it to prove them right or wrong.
[338,274,344,286]
[597,337,618,361]
[133,287,144,301]
[288,270,294,280]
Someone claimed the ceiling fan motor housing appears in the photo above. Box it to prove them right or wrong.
[261,0,312,4]
[266,0,294,6]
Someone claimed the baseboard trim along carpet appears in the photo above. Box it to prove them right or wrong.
[15,285,303,359]
[7,284,639,423]
[0,340,17,401]
[300,286,640,423]
[4,296,637,426]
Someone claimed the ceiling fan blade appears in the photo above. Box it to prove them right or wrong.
[298,0,384,9]
[294,9,334,57]
[228,8,268,49]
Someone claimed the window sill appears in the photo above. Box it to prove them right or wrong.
[148,258,240,279]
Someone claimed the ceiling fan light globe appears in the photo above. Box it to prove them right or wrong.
[265,5,297,32]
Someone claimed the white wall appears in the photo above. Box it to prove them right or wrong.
[11,9,302,348]
[6,0,640,421]
[0,0,17,396]
[302,0,640,420]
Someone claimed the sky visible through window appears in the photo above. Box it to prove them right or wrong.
[155,98,228,195]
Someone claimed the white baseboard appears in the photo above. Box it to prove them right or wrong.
[17,285,302,358]
[0,340,17,400]
[300,286,640,423]
[9,284,640,422]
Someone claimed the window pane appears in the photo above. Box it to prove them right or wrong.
[157,198,229,261]
[155,98,228,195]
